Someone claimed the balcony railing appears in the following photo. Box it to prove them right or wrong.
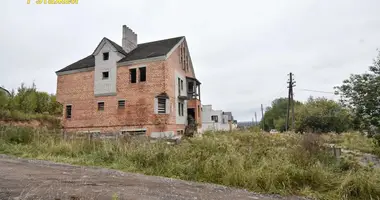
[186,76,201,101]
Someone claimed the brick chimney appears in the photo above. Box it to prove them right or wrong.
[122,25,137,53]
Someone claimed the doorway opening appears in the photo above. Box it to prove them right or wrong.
[187,108,195,125]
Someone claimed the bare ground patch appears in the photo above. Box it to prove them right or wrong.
[0,154,308,200]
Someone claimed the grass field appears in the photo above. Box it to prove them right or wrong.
[0,125,380,200]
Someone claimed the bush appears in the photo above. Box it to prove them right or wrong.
[373,134,380,147]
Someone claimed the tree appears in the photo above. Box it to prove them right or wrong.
[261,98,302,132]
[48,94,62,115]
[294,97,352,133]
[13,83,37,113]
[35,92,50,113]
[335,50,380,135]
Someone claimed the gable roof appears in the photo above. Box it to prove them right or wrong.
[56,55,95,73]
[93,37,128,56]
[117,36,183,63]
[56,36,184,73]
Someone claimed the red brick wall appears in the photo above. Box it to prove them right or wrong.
[57,60,178,135]
[165,39,202,126]
[56,39,200,135]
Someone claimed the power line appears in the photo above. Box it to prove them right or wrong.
[296,88,336,94]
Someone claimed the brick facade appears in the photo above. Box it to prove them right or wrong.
[56,39,200,136]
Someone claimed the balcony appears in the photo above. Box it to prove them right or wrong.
[186,77,201,100]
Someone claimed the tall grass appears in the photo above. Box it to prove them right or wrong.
[1,126,380,200]
[321,132,380,156]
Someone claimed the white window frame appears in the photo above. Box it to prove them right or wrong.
[154,97,170,114]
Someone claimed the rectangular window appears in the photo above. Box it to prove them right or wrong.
[178,78,181,94]
[180,80,183,90]
[211,115,218,123]
[139,67,146,82]
[186,56,189,72]
[178,102,184,116]
[157,98,166,114]
[183,48,186,64]
[130,68,137,83]
[180,45,183,63]
[103,52,109,60]
[118,100,125,109]
[98,102,104,111]
[188,82,194,92]
[66,105,72,119]
[102,71,109,80]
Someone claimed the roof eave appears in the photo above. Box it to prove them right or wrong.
[117,55,167,67]
[164,36,185,59]
[186,76,201,85]
[56,66,95,76]
[117,36,185,67]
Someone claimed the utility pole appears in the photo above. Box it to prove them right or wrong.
[285,72,296,132]
[254,112,258,126]
[261,104,264,131]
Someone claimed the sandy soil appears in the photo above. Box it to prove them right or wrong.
[0,154,308,200]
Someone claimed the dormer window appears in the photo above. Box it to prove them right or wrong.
[102,71,109,79]
[103,52,109,60]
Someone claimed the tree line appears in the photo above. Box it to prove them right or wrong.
[261,50,380,136]
[0,83,62,120]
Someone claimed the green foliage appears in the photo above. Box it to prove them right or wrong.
[35,91,50,113]
[335,50,380,136]
[0,82,62,124]
[0,83,62,129]
[0,89,9,110]
[294,97,352,133]
[112,193,119,200]
[260,98,302,131]
[48,94,63,115]
[13,82,38,113]
[262,97,350,133]
[1,126,380,200]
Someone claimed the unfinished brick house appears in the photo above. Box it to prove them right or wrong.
[55,25,202,138]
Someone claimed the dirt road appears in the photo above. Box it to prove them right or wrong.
[0,155,307,200]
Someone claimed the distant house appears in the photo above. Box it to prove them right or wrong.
[200,105,237,132]
[0,87,10,96]
[55,25,202,138]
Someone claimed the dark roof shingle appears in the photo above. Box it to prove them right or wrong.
[56,55,95,73]
[117,36,183,63]
[56,36,184,73]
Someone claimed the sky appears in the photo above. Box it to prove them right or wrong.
[1,0,380,122]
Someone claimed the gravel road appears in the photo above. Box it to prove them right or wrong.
[0,154,308,200]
